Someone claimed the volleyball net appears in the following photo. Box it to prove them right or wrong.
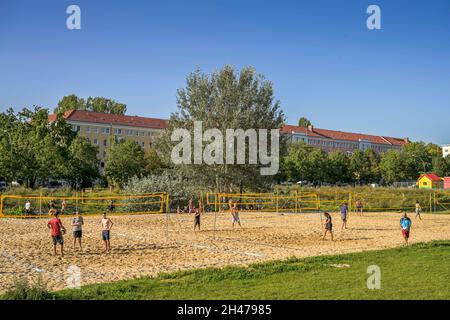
[0,192,168,218]
[205,190,447,213]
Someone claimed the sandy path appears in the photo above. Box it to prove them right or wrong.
[1,211,449,292]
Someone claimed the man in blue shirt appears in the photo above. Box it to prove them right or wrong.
[400,212,412,245]
[340,203,348,230]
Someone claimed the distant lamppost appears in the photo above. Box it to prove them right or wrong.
[3,130,13,183]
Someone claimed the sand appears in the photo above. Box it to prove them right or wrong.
[1,211,450,292]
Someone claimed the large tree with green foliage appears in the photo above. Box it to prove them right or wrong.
[326,151,351,183]
[0,107,100,188]
[54,95,127,115]
[156,66,286,192]
[104,140,146,187]
[65,136,100,187]
[298,117,312,128]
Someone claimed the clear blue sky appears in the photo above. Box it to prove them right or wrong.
[1,0,449,144]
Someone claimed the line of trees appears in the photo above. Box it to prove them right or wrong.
[280,141,450,185]
[54,94,127,115]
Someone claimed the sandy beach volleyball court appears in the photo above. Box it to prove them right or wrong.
[1,211,450,292]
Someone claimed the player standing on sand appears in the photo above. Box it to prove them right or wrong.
[72,210,84,251]
[24,200,32,215]
[355,199,363,216]
[101,213,114,253]
[322,212,334,241]
[415,201,423,220]
[229,199,242,230]
[400,212,412,245]
[340,202,348,230]
[193,207,201,231]
[47,210,66,256]
[61,199,68,214]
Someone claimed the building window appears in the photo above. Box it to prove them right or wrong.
[86,127,90,133]
[93,127,99,134]
[103,127,110,134]
[141,142,145,148]
[103,139,107,146]
[93,139,98,145]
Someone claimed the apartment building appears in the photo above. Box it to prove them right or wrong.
[48,110,167,168]
[281,124,408,154]
[49,110,408,166]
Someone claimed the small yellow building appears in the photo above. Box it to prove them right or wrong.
[416,173,443,189]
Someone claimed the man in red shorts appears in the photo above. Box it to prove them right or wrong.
[400,212,412,246]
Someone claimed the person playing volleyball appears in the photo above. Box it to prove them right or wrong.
[400,212,412,245]
[355,199,363,216]
[47,210,66,256]
[322,212,333,241]
[340,202,348,230]
[193,207,201,231]
[415,201,422,220]
[229,200,241,230]
[101,212,114,253]
[72,210,84,251]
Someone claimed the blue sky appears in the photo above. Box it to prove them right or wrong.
[1,0,449,144]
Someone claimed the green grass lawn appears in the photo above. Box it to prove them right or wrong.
[51,241,450,300]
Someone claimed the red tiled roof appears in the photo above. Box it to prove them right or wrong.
[418,173,442,181]
[281,124,407,146]
[48,110,168,130]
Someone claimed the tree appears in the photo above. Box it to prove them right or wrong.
[104,140,146,187]
[364,148,381,182]
[54,95,127,115]
[1,107,104,188]
[298,117,312,128]
[349,150,371,184]
[54,94,86,114]
[326,151,350,183]
[432,156,450,177]
[379,150,406,184]
[86,97,127,115]
[281,142,314,182]
[66,136,100,187]
[144,148,166,174]
[157,66,285,192]
[402,142,432,178]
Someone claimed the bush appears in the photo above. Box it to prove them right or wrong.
[124,171,205,212]
[1,278,51,300]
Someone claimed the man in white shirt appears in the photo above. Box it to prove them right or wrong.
[25,200,31,215]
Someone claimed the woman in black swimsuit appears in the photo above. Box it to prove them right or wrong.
[322,212,334,241]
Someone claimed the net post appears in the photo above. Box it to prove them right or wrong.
[276,188,279,214]
[39,192,42,215]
